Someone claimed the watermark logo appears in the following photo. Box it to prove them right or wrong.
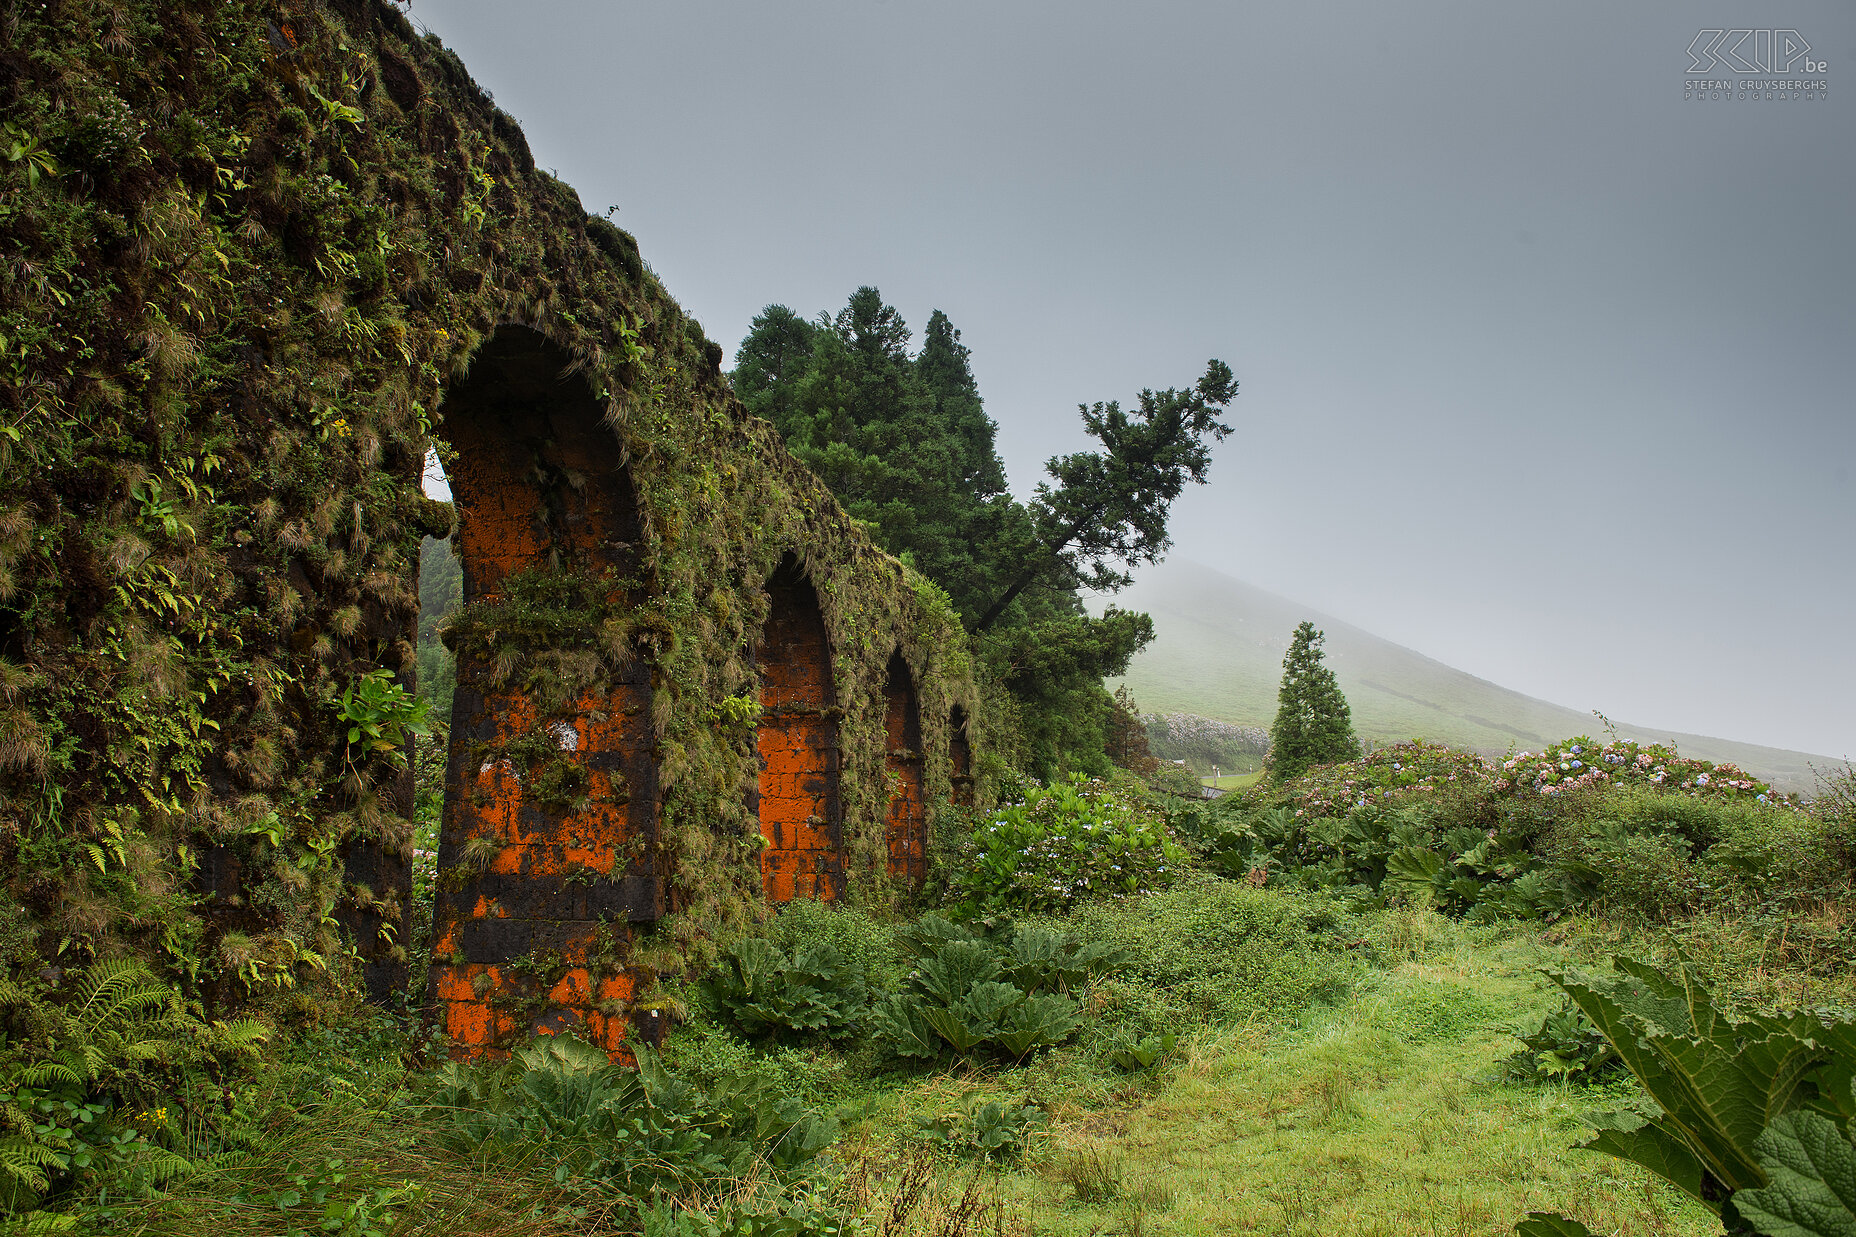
[1684,29,1828,101]
[1687,29,1821,74]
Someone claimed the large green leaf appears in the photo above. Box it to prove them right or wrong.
[869,995,941,1058]
[1798,1019,1856,1127]
[915,939,1002,1005]
[960,981,1028,1037]
[919,1002,991,1054]
[1646,1023,1827,1181]
[996,992,1081,1059]
[1578,1110,1708,1203]
[1733,1110,1856,1237]
[1551,963,1826,1198]
[1385,847,1443,889]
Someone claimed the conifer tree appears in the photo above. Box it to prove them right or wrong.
[917,310,1007,500]
[1267,622,1358,780]
[732,289,1022,623]
[732,287,1234,777]
[730,304,816,429]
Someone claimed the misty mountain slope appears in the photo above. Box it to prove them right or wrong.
[1105,560,1838,797]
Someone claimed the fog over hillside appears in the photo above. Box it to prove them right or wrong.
[1104,560,1843,797]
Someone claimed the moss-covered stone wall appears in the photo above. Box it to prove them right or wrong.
[0,0,984,1050]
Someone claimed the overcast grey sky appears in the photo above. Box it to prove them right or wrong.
[411,0,1854,759]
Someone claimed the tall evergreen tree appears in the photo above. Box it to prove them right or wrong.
[916,310,1007,499]
[731,286,1236,777]
[1267,622,1358,781]
[730,304,817,429]
[733,289,1021,624]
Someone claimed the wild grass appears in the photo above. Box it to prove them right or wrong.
[876,916,1718,1237]
[79,896,1855,1236]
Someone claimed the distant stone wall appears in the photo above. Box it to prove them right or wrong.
[1146,713,1270,753]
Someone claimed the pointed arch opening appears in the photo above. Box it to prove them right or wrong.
[883,651,926,886]
[949,704,974,809]
[427,326,658,1053]
[755,554,843,902]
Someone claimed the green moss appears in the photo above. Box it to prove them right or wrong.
[0,0,986,1033]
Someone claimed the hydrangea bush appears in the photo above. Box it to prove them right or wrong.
[1205,736,1809,923]
[1272,741,1496,818]
[1267,736,1795,821]
[1494,737,1791,805]
[951,775,1187,913]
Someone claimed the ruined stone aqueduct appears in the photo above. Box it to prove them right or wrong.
[0,0,984,1052]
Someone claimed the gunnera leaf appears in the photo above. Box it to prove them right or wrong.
[915,939,1003,1005]
[1732,1109,1856,1237]
[1578,1109,1709,1203]
[868,995,940,1058]
[995,992,1082,1059]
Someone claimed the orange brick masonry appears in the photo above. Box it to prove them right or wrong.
[757,571,843,903]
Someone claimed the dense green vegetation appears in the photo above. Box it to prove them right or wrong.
[7,732,1853,1235]
[1141,713,1268,778]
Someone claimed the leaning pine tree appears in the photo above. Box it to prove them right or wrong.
[1267,621,1359,780]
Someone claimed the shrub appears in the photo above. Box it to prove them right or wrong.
[1500,997,1622,1085]
[1201,800,1593,922]
[658,1017,861,1111]
[765,898,903,994]
[868,916,1127,1063]
[913,1099,1046,1162]
[1571,823,1701,921]
[1248,735,1797,831]
[950,774,1186,914]
[426,1035,839,1205]
[696,901,902,1044]
[702,938,870,1042]
[1494,736,1791,805]
[1262,741,1497,819]
[1542,785,1846,921]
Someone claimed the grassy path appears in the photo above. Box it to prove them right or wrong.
[1203,772,1264,792]
[974,922,1717,1236]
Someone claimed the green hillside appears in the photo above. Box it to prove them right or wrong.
[1108,560,1840,796]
